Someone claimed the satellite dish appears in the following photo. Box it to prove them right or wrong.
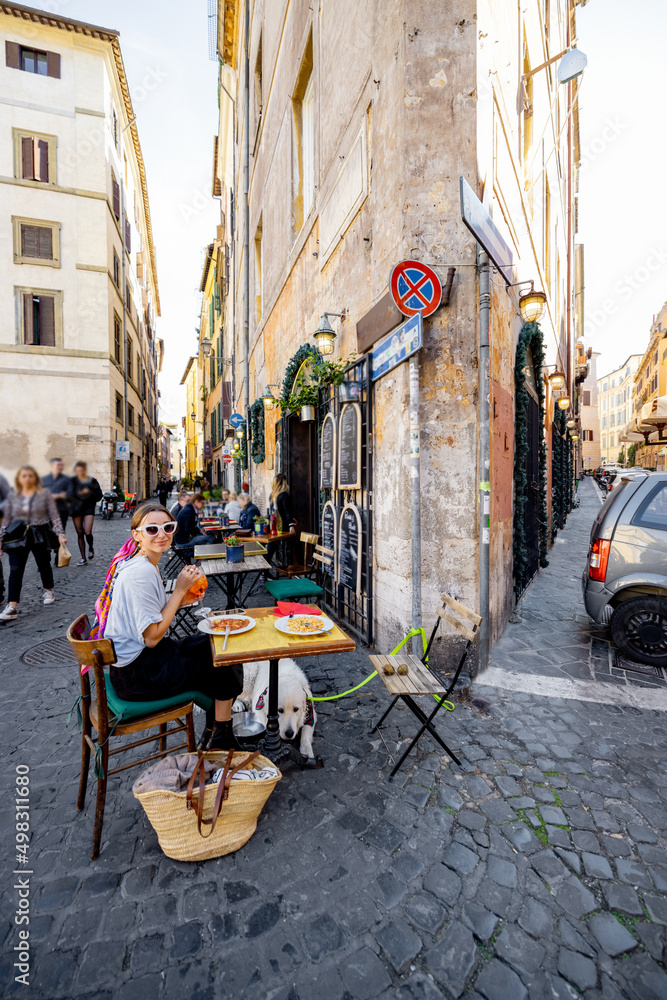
[557,48,587,84]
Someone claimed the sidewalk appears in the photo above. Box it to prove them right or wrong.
[1,503,667,999]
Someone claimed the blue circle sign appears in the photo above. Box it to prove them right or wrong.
[229,412,244,428]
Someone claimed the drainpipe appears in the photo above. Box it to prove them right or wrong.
[121,179,129,491]
[243,0,251,496]
[478,249,491,671]
[409,351,422,655]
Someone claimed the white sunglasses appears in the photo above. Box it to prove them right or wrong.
[134,522,178,537]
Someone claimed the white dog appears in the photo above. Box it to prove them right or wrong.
[233,658,317,759]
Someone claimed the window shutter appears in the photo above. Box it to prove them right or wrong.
[23,293,34,344]
[37,139,49,182]
[222,381,232,419]
[39,226,53,259]
[38,296,55,346]
[112,177,120,218]
[22,137,35,180]
[124,217,131,252]
[46,51,60,78]
[583,390,591,406]
[5,40,20,68]
[21,225,38,258]
[218,401,223,440]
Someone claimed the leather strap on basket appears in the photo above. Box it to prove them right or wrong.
[185,749,261,839]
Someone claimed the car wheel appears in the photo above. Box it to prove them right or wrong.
[610,596,667,668]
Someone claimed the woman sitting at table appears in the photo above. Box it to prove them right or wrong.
[173,493,213,552]
[237,492,261,530]
[266,474,297,565]
[104,502,244,751]
[224,491,242,523]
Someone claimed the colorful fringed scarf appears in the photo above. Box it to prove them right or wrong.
[82,537,137,675]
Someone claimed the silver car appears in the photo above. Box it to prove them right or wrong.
[582,472,667,666]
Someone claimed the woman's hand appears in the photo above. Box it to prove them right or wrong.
[174,564,201,596]
[58,534,67,546]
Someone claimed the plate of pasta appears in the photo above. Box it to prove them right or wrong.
[274,614,335,636]
[197,614,256,636]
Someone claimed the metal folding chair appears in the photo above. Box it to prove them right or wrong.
[370,593,482,778]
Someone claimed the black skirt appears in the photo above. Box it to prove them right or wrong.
[109,633,243,704]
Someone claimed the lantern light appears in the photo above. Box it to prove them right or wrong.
[518,282,547,323]
[557,396,571,411]
[200,337,212,357]
[313,314,337,356]
[236,428,244,438]
[571,433,579,441]
[566,418,577,429]
[548,368,567,391]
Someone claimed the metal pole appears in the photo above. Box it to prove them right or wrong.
[121,179,129,493]
[478,248,491,671]
[243,0,251,496]
[409,350,422,655]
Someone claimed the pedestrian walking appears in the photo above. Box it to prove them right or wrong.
[42,457,71,566]
[0,466,67,621]
[67,461,103,566]
[0,472,10,604]
[156,477,170,507]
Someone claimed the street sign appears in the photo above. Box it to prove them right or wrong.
[223,454,232,464]
[115,440,130,461]
[459,175,514,285]
[371,313,422,382]
[229,412,244,428]
[222,447,231,456]
[390,260,442,317]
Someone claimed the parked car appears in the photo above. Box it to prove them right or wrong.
[583,472,667,666]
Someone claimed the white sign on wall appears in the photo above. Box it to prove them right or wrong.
[115,440,130,461]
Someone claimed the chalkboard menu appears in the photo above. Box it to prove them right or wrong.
[338,403,361,490]
[320,413,336,489]
[338,503,362,595]
[321,501,337,577]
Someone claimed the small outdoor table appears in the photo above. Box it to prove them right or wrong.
[199,554,271,609]
[195,540,268,560]
[209,605,355,767]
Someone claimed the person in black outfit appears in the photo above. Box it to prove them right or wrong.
[174,493,212,557]
[267,474,297,564]
[0,472,9,603]
[67,461,103,565]
[156,478,170,507]
[42,457,71,566]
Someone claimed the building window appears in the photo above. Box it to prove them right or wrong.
[5,41,60,78]
[583,389,591,406]
[115,393,123,423]
[609,433,614,446]
[602,398,607,411]
[125,284,131,313]
[112,108,119,151]
[292,35,315,231]
[114,313,122,363]
[254,34,263,135]
[13,130,56,184]
[17,288,62,347]
[113,250,120,287]
[603,382,608,393]
[127,339,133,382]
[582,430,594,442]
[12,217,60,267]
[602,416,607,429]
[254,217,263,323]
[112,172,120,219]
[128,405,134,432]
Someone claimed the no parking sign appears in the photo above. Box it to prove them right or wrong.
[390,260,442,318]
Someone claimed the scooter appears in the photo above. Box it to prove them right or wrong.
[99,492,118,520]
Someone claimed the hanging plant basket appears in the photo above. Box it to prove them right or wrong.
[300,405,316,422]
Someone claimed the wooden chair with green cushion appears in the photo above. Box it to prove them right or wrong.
[67,614,210,860]
[265,531,325,603]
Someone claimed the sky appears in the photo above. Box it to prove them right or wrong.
[576,0,667,379]
[21,0,220,439]
[18,0,667,413]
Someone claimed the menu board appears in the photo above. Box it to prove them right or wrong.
[320,413,336,489]
[338,503,362,595]
[338,403,361,490]
[321,501,337,577]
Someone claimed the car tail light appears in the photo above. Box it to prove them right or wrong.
[589,538,611,582]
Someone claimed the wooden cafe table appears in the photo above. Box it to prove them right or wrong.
[209,606,356,767]
[198,553,271,609]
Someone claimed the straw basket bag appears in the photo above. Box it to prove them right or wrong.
[134,750,281,862]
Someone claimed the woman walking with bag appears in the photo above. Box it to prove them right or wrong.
[0,467,67,621]
[67,461,103,566]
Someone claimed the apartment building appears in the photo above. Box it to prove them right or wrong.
[597,354,642,465]
[633,305,667,470]
[578,351,601,470]
[0,4,161,493]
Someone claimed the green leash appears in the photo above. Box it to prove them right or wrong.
[310,627,455,711]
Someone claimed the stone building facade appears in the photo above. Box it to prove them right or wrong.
[0,4,161,494]
[207,0,583,662]
[597,354,642,466]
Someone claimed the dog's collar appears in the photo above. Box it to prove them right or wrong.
[304,698,315,727]
[255,687,268,712]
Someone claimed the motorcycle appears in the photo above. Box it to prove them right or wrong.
[99,492,119,520]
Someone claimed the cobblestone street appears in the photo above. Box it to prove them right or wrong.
[2,496,667,999]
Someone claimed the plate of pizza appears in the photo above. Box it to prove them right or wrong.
[197,614,256,636]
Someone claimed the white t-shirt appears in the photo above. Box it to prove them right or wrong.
[105,555,167,666]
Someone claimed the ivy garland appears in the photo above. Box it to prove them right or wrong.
[513,321,549,595]
[280,343,319,408]
[249,399,266,464]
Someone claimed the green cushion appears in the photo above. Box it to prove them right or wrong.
[265,578,324,600]
[105,677,212,720]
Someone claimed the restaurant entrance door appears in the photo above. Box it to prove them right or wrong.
[285,414,315,534]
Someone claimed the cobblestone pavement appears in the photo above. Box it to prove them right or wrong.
[490,477,667,691]
[2,500,667,999]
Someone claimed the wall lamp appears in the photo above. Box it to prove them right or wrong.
[545,364,567,391]
[557,396,572,411]
[314,311,345,356]
[260,385,281,410]
[200,336,233,365]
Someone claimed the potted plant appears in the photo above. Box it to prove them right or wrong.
[224,534,245,563]
[253,515,269,536]
[287,375,319,422]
